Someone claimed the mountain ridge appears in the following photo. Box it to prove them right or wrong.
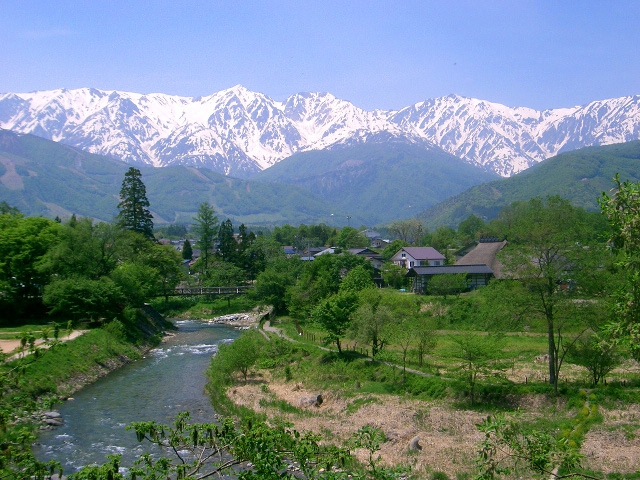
[417,140,640,229]
[1,86,639,178]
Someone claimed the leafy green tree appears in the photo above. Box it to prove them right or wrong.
[291,253,370,312]
[0,418,61,479]
[43,276,125,320]
[348,289,396,357]
[428,273,468,298]
[566,329,622,386]
[499,196,594,393]
[308,223,334,246]
[412,316,438,367]
[0,213,61,319]
[599,174,640,360]
[217,218,237,263]
[236,223,254,265]
[393,317,415,378]
[244,235,286,279]
[430,226,456,263]
[450,333,505,405]
[215,330,264,381]
[312,290,359,353]
[181,238,193,260]
[193,202,219,274]
[253,257,302,314]
[117,167,154,240]
[140,243,183,302]
[272,224,298,246]
[380,262,407,289]
[388,218,424,245]
[476,414,582,479]
[109,262,159,307]
[74,411,395,480]
[203,261,246,287]
[458,214,485,242]
[336,226,369,248]
[339,264,375,293]
[38,218,125,281]
[0,201,20,215]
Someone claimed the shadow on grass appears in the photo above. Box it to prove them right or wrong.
[318,350,368,365]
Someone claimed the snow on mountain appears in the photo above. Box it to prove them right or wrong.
[1,86,639,177]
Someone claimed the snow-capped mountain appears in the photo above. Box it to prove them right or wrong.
[1,86,639,177]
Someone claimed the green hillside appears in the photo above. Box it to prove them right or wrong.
[0,130,343,226]
[7,129,635,230]
[418,141,640,229]
[252,142,498,225]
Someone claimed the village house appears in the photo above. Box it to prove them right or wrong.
[390,247,445,269]
[348,247,385,270]
[405,240,507,294]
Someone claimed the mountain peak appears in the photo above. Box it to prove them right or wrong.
[0,86,639,178]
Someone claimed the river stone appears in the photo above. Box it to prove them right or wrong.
[42,410,62,418]
[43,417,64,426]
[408,435,422,451]
[299,394,323,407]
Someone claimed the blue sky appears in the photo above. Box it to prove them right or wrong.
[1,1,638,111]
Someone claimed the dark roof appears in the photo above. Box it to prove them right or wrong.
[348,248,379,256]
[406,264,494,276]
[455,240,507,278]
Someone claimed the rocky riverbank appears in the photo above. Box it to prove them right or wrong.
[201,306,273,329]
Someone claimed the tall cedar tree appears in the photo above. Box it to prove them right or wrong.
[117,167,154,240]
[217,218,236,263]
[182,238,193,260]
[193,202,218,272]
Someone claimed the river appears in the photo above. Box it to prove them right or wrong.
[33,320,240,475]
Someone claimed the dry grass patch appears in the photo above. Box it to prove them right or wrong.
[227,375,488,477]
[581,404,640,474]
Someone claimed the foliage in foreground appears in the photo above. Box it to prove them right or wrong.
[476,414,583,479]
[70,411,407,480]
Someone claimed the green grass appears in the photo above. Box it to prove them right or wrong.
[258,397,313,416]
[0,318,71,339]
[345,396,380,414]
[2,327,143,401]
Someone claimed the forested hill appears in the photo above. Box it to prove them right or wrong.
[252,141,498,225]
[0,129,342,225]
[417,141,640,229]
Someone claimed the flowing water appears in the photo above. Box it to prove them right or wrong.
[33,320,240,475]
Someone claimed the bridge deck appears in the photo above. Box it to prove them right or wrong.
[168,286,252,296]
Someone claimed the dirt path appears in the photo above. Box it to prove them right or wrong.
[0,330,88,356]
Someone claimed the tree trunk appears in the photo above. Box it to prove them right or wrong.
[548,320,556,389]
